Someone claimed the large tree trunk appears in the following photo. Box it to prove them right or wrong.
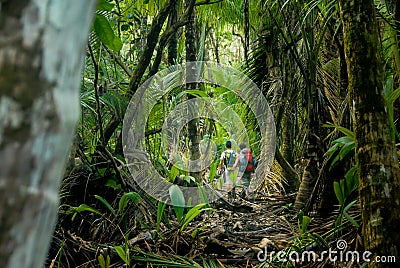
[0,1,96,267]
[339,0,400,265]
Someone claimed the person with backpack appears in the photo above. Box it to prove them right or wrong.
[237,142,257,200]
[218,140,239,192]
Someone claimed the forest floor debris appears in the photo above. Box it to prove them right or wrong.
[47,177,359,268]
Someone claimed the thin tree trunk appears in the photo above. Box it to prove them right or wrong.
[127,0,173,97]
[168,0,178,66]
[185,0,200,179]
[339,0,400,265]
[279,53,298,191]
[147,0,195,78]
[282,110,297,191]
[243,0,249,64]
[0,1,96,267]
[209,30,220,64]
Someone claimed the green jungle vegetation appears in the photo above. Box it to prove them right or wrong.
[12,0,400,267]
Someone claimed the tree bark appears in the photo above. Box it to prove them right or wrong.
[0,1,96,267]
[339,0,400,265]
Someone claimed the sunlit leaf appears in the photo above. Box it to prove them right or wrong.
[180,203,209,232]
[94,14,122,51]
[114,246,130,265]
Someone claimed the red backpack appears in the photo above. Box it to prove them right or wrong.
[244,149,255,172]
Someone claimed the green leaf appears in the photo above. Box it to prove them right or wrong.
[300,216,311,235]
[169,185,185,221]
[339,140,355,157]
[105,179,121,190]
[95,195,116,216]
[333,136,354,145]
[114,246,130,265]
[324,123,354,139]
[344,167,358,196]
[69,204,102,221]
[297,210,304,225]
[208,161,217,183]
[98,254,110,268]
[343,200,359,227]
[308,233,329,249]
[94,14,122,51]
[118,192,141,214]
[180,204,209,232]
[334,167,358,206]
[183,175,196,184]
[198,185,209,205]
[168,165,180,182]
[325,142,340,158]
[334,181,344,205]
[96,167,107,177]
[297,210,312,236]
[98,254,105,268]
[328,136,355,171]
[74,204,102,215]
[157,200,167,233]
[335,213,343,229]
[97,0,114,11]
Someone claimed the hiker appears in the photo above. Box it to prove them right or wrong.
[218,140,239,191]
[237,142,257,200]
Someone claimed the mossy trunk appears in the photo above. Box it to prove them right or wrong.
[339,0,400,265]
